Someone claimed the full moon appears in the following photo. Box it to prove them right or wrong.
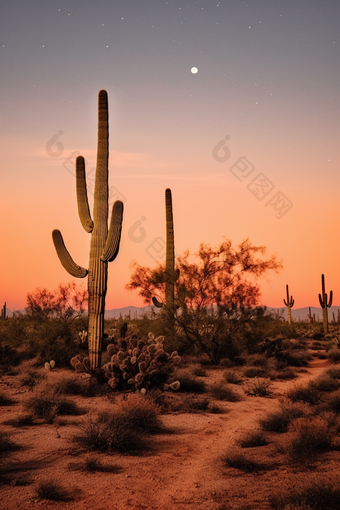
[191,67,198,74]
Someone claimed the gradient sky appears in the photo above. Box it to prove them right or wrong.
[1,0,339,311]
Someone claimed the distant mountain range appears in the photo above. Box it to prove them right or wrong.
[5,305,340,322]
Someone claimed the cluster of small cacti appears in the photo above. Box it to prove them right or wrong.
[44,360,55,370]
[102,332,181,391]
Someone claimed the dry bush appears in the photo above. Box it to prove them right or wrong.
[269,478,340,510]
[326,367,340,379]
[210,381,241,402]
[35,479,70,501]
[275,367,297,380]
[243,366,267,378]
[327,349,340,363]
[287,384,321,405]
[182,395,210,412]
[244,377,272,397]
[223,370,243,385]
[259,402,307,433]
[175,369,206,393]
[52,374,92,397]
[221,449,265,473]
[19,368,46,389]
[237,430,268,448]
[112,393,161,434]
[74,393,161,453]
[309,373,340,393]
[283,416,337,463]
[24,388,84,423]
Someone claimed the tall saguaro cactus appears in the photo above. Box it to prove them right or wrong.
[283,284,294,324]
[152,188,179,311]
[52,90,124,369]
[318,273,333,334]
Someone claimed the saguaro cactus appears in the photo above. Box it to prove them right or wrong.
[1,302,6,320]
[283,285,294,324]
[52,90,123,369]
[152,188,179,311]
[318,273,333,334]
[307,307,314,324]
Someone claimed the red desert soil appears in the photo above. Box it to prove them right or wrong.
[1,355,339,510]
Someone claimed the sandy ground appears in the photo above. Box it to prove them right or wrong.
[1,353,340,510]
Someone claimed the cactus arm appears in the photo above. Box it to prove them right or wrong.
[283,299,288,306]
[291,298,295,307]
[152,297,163,308]
[76,156,93,233]
[328,290,333,308]
[52,230,88,278]
[101,201,124,262]
[319,293,325,308]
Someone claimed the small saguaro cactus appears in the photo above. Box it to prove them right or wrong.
[318,273,333,334]
[283,284,294,324]
[307,307,314,324]
[52,90,124,369]
[1,302,6,320]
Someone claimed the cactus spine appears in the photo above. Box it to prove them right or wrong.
[283,284,294,324]
[318,273,333,334]
[52,90,124,369]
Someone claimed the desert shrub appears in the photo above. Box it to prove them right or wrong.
[238,431,268,448]
[19,368,46,389]
[0,392,15,406]
[287,384,321,405]
[279,350,312,367]
[175,369,206,393]
[75,412,146,454]
[52,375,91,397]
[260,402,307,433]
[269,479,340,510]
[223,370,243,385]
[35,479,70,501]
[283,416,336,463]
[326,367,340,379]
[276,368,297,380]
[243,366,267,378]
[77,454,122,473]
[328,349,340,364]
[183,396,210,412]
[244,378,272,397]
[0,431,19,454]
[113,393,161,434]
[310,374,340,393]
[221,449,265,473]
[25,388,83,423]
[210,382,240,402]
[190,365,207,377]
[323,392,340,414]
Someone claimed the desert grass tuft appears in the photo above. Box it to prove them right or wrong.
[238,430,268,448]
[244,378,272,397]
[35,479,70,501]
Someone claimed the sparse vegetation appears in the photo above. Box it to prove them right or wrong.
[35,479,70,501]
[221,449,265,472]
[244,377,272,397]
[237,430,268,448]
[260,402,307,433]
[269,479,340,510]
